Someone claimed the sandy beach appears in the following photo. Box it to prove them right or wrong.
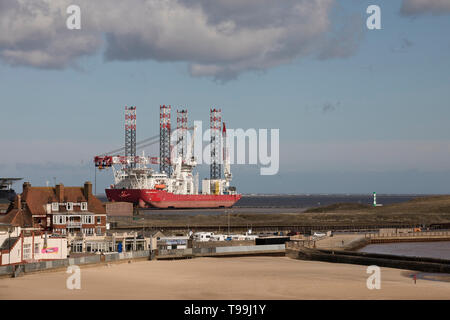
[0,257,449,300]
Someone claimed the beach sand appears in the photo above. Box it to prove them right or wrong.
[0,257,449,300]
[314,234,366,250]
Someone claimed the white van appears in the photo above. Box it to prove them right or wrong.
[193,232,214,242]
[210,234,226,241]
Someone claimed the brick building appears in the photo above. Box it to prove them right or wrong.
[0,182,106,236]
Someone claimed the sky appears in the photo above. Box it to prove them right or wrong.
[0,0,450,194]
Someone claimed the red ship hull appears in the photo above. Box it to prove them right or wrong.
[106,189,241,209]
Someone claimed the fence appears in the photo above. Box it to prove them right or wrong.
[0,250,151,277]
[157,244,285,259]
[215,244,285,253]
[0,244,289,275]
[366,231,450,238]
[192,240,255,248]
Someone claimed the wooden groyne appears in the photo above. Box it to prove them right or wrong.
[369,237,450,244]
[286,243,450,274]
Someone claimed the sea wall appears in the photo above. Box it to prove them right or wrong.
[0,250,151,277]
[157,244,285,259]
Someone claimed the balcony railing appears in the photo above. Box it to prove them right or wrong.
[67,222,82,227]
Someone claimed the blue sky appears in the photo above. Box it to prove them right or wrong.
[0,0,450,194]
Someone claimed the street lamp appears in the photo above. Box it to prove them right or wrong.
[8,227,13,265]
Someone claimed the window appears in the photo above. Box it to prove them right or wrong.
[55,228,66,235]
[34,243,40,254]
[83,215,93,224]
[81,202,88,211]
[23,244,32,260]
[96,227,102,236]
[83,228,94,236]
[66,202,73,211]
[90,242,109,252]
[51,202,59,212]
[71,241,83,253]
[96,216,102,224]
[53,215,67,225]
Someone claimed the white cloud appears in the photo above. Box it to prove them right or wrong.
[401,0,450,16]
[0,0,102,68]
[0,0,363,80]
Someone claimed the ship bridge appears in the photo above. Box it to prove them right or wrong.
[0,178,23,204]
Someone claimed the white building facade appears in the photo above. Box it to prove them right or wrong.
[0,225,67,266]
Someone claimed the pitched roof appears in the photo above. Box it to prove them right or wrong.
[23,186,105,216]
[0,208,32,227]
[0,236,20,251]
[0,183,106,229]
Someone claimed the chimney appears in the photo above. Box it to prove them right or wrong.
[14,195,22,210]
[55,184,64,202]
[23,182,31,191]
[22,182,31,197]
[84,181,92,201]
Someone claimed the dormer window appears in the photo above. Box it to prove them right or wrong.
[81,202,88,211]
[66,202,73,211]
[52,202,59,212]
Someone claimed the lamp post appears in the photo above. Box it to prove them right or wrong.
[227,210,230,236]
[8,227,12,265]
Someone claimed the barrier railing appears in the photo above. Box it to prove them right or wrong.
[0,250,151,276]
[365,231,450,238]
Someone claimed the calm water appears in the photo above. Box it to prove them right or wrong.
[359,241,450,260]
